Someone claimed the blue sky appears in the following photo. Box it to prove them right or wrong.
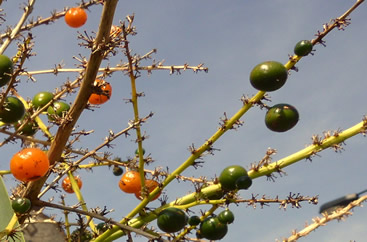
[1,1,367,241]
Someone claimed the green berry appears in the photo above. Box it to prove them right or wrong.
[0,96,25,124]
[32,92,54,109]
[157,207,188,233]
[250,61,288,92]
[47,101,70,120]
[11,197,31,214]
[219,165,249,191]
[294,40,313,56]
[135,148,145,156]
[112,166,123,176]
[265,103,299,132]
[218,209,235,224]
[236,175,252,190]
[188,215,201,226]
[199,216,228,240]
[0,55,13,87]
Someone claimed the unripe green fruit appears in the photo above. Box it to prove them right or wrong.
[47,101,70,120]
[32,91,54,109]
[199,216,228,240]
[12,197,31,214]
[250,61,288,91]
[218,209,235,224]
[188,215,201,226]
[265,103,299,132]
[0,96,25,124]
[294,40,313,56]
[157,207,188,233]
[0,55,13,87]
[219,165,249,191]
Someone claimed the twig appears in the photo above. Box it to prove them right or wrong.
[34,200,162,241]
[283,195,367,242]
[0,0,35,54]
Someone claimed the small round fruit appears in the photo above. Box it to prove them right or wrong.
[47,101,70,120]
[32,91,54,109]
[65,7,87,28]
[199,216,228,240]
[294,40,313,56]
[188,215,201,226]
[235,175,252,190]
[118,170,141,194]
[88,79,112,105]
[134,179,161,201]
[11,198,31,214]
[70,229,93,241]
[96,223,108,233]
[0,96,25,124]
[112,166,123,176]
[219,165,249,191]
[62,176,83,194]
[218,209,235,224]
[135,148,145,156]
[10,148,49,182]
[249,61,288,92]
[0,55,13,87]
[265,103,299,132]
[157,207,188,233]
[15,116,38,136]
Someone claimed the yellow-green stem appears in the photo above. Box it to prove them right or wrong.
[67,171,97,233]
[248,119,366,179]
[0,170,11,175]
[94,91,265,241]
[126,41,146,195]
[61,198,71,241]
[0,214,18,239]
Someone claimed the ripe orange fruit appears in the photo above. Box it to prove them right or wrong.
[134,179,161,201]
[88,79,112,105]
[62,176,83,193]
[10,148,49,182]
[65,7,87,28]
[118,171,141,194]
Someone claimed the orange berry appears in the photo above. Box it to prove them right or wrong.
[88,79,112,105]
[118,171,141,194]
[134,179,161,201]
[10,148,49,182]
[65,7,87,28]
[62,176,83,193]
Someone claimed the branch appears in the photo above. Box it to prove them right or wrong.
[22,0,119,202]
[283,195,367,242]
[34,200,162,241]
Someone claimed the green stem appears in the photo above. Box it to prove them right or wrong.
[67,171,97,233]
[248,119,367,179]
[61,197,71,242]
[97,117,367,241]
[123,25,146,195]
[94,91,265,241]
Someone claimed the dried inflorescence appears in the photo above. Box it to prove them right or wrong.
[244,193,318,210]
